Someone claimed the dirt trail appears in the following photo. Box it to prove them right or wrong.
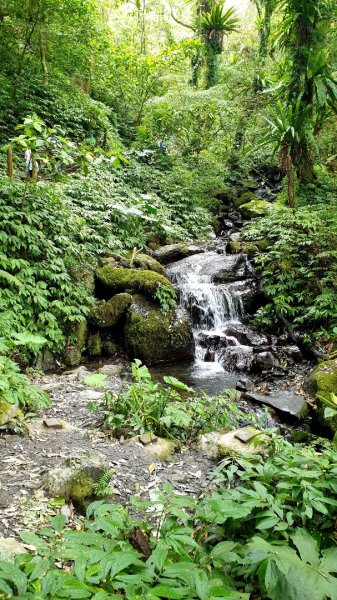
[0,364,214,537]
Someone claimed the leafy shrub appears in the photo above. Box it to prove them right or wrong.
[0,356,50,410]
[153,284,177,316]
[97,360,259,443]
[244,194,337,343]
[0,179,91,352]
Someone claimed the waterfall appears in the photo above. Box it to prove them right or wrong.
[167,250,256,371]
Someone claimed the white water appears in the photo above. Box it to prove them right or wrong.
[168,251,254,370]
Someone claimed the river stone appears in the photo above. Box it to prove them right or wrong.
[244,390,307,418]
[197,428,266,459]
[124,295,194,366]
[43,452,108,506]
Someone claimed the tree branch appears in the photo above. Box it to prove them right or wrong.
[168,3,195,31]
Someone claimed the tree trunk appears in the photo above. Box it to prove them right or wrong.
[40,29,48,85]
[7,148,13,180]
[286,154,295,209]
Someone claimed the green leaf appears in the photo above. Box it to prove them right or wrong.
[84,373,108,388]
[291,529,319,568]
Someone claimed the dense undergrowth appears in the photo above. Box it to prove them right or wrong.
[244,173,337,345]
[1,437,337,599]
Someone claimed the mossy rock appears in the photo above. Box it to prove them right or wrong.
[0,400,23,430]
[308,359,337,433]
[133,254,165,275]
[240,199,271,220]
[233,191,259,208]
[68,264,96,292]
[95,266,173,300]
[241,242,259,258]
[64,346,81,368]
[89,293,132,328]
[88,334,102,357]
[124,295,194,366]
[75,320,88,350]
[43,452,108,509]
[153,243,191,265]
[228,241,242,254]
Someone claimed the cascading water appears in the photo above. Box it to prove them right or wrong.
[166,248,263,388]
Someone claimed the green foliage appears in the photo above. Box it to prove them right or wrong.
[153,284,177,316]
[93,470,115,499]
[1,438,337,598]
[244,191,337,343]
[0,356,50,410]
[0,179,91,352]
[99,360,259,443]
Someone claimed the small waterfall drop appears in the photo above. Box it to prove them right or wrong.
[167,249,257,376]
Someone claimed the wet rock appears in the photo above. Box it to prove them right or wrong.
[211,255,254,283]
[89,293,132,328]
[222,219,234,230]
[43,452,108,507]
[236,377,255,392]
[252,351,279,372]
[125,295,194,366]
[64,346,81,368]
[244,390,307,419]
[223,323,269,348]
[153,244,202,265]
[197,427,266,459]
[0,401,23,430]
[308,359,337,433]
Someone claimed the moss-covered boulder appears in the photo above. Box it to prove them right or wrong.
[89,293,132,328]
[95,266,173,299]
[124,295,194,366]
[88,334,102,357]
[153,243,190,264]
[133,253,165,275]
[308,359,337,433]
[240,199,271,220]
[43,452,108,509]
[233,191,259,208]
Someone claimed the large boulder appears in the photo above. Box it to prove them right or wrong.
[153,243,202,265]
[43,452,108,508]
[124,295,194,366]
[95,266,173,299]
[89,293,132,328]
[308,359,337,433]
[233,191,259,208]
[240,199,271,220]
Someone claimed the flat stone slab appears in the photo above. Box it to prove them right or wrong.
[197,428,266,460]
[244,390,307,418]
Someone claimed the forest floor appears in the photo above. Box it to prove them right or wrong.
[0,363,215,538]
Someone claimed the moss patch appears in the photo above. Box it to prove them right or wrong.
[240,199,270,219]
[88,334,102,357]
[133,254,165,275]
[124,295,194,366]
[234,191,259,208]
[309,359,337,433]
[96,266,173,300]
[75,320,88,350]
[89,293,132,328]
